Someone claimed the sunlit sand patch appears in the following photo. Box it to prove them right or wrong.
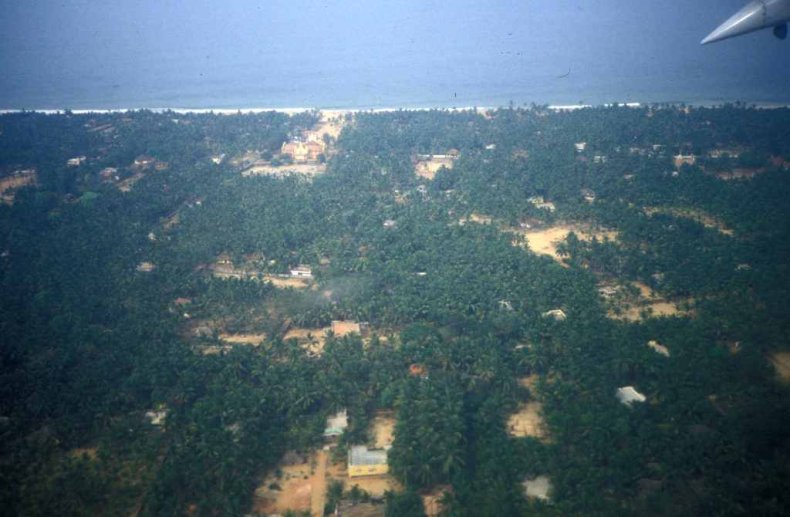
[118,172,145,192]
[0,169,37,204]
[644,206,734,236]
[770,352,790,383]
[520,224,618,264]
[253,450,330,517]
[314,110,347,140]
[605,281,692,321]
[347,474,402,498]
[518,375,540,392]
[284,327,328,356]
[371,412,395,448]
[331,320,362,337]
[507,402,548,440]
[422,485,452,517]
[263,275,311,289]
[218,333,266,345]
[414,153,456,180]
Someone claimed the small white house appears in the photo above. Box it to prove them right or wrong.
[324,409,349,437]
[290,266,313,279]
[616,386,646,406]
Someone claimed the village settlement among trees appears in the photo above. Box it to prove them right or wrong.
[1,105,790,516]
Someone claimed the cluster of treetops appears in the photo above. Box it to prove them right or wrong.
[0,104,789,515]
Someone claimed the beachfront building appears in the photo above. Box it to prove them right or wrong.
[348,445,389,478]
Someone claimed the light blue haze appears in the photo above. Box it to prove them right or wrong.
[1,0,789,109]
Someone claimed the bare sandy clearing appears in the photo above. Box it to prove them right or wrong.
[770,352,790,383]
[347,475,401,498]
[284,327,329,357]
[518,375,540,392]
[118,172,145,192]
[415,155,455,180]
[422,485,452,517]
[605,281,692,321]
[264,275,311,289]
[521,225,618,263]
[0,170,37,204]
[162,212,180,230]
[218,333,265,345]
[371,412,395,448]
[331,320,362,337]
[507,402,548,439]
[200,345,232,356]
[644,206,734,236]
[314,111,347,140]
[254,451,327,516]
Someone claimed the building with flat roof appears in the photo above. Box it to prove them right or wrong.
[348,445,389,478]
[290,265,313,278]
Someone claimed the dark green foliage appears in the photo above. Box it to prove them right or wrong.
[1,106,789,515]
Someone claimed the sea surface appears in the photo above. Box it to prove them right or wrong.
[1,0,789,110]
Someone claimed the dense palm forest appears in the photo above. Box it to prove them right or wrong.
[1,105,789,516]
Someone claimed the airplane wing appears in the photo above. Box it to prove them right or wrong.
[702,0,790,44]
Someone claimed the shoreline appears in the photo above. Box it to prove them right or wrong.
[1,101,788,116]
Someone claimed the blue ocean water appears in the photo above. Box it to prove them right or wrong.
[1,0,789,110]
